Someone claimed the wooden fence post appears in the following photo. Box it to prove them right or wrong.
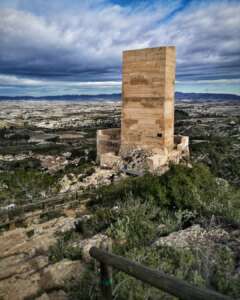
[100,261,113,300]
[99,239,113,300]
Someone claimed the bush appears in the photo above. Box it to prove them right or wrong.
[92,164,240,224]
[67,163,240,299]
[112,244,240,300]
[48,230,82,263]
[0,169,60,205]
[66,268,99,300]
[48,239,82,263]
[107,198,157,250]
[8,206,24,220]
[191,135,240,185]
[39,209,65,223]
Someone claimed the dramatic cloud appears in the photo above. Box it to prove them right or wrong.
[152,1,240,81]
[0,0,239,95]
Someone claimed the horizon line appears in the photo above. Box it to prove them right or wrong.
[0,91,240,98]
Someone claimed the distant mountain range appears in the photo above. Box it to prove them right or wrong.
[0,93,120,101]
[0,92,239,102]
[175,92,240,101]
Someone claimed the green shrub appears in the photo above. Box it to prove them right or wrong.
[191,135,240,185]
[0,169,60,205]
[39,209,65,223]
[107,198,157,250]
[74,207,116,237]
[48,240,82,263]
[66,163,239,299]
[111,243,239,300]
[92,164,240,224]
[48,230,82,263]
[26,229,35,238]
[175,109,189,120]
[66,268,99,300]
[8,206,24,220]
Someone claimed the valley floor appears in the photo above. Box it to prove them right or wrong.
[0,100,239,299]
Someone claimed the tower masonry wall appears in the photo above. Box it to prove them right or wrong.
[96,46,189,173]
[120,47,176,155]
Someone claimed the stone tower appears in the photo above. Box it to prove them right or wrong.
[120,47,176,155]
[97,46,189,172]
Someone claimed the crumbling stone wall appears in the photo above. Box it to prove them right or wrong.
[96,128,120,162]
[120,47,176,154]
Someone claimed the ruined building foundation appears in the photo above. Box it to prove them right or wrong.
[97,47,189,173]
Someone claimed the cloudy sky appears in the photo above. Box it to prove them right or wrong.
[0,0,239,96]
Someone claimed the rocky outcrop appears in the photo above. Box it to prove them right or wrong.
[153,225,230,249]
[0,217,83,300]
[36,290,68,300]
[73,233,111,262]
[59,167,118,193]
[0,257,83,300]
[39,259,83,291]
[97,131,189,174]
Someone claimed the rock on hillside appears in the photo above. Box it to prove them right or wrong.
[0,217,83,300]
[153,224,230,249]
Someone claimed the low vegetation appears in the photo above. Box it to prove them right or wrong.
[91,164,240,224]
[191,135,240,185]
[66,163,240,299]
[0,169,60,207]
[48,230,83,263]
[39,209,66,223]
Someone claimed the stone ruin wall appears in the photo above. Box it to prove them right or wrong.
[96,128,120,162]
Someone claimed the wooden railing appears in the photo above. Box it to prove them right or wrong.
[0,189,86,216]
[0,191,93,230]
[89,247,234,300]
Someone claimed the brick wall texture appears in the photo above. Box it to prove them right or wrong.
[121,47,176,153]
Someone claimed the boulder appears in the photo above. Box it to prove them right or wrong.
[147,152,168,172]
[40,259,83,291]
[153,225,230,249]
[73,234,111,262]
[36,290,68,300]
[100,152,121,169]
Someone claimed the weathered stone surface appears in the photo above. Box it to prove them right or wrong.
[73,233,111,262]
[0,258,82,300]
[146,152,169,173]
[100,152,121,169]
[36,290,68,300]
[121,47,176,153]
[60,167,118,192]
[0,217,80,300]
[153,225,230,249]
[39,259,83,290]
[97,128,121,161]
